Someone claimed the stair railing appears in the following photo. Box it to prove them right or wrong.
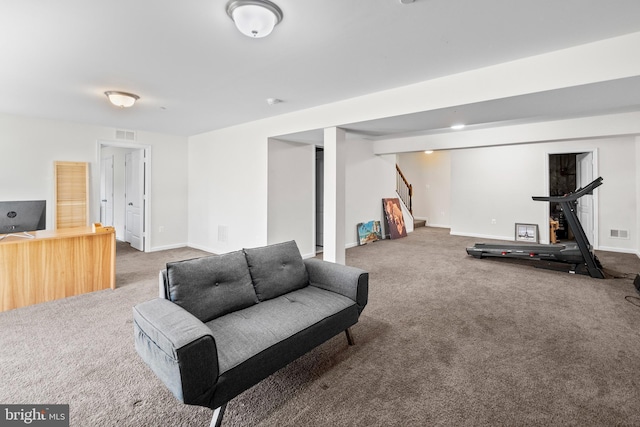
[396,164,413,215]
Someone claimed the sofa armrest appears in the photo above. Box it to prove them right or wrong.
[159,270,169,299]
[133,298,219,408]
[304,258,368,314]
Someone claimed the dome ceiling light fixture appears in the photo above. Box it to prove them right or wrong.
[104,91,140,108]
[226,0,283,38]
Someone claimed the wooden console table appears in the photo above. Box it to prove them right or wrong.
[0,226,115,312]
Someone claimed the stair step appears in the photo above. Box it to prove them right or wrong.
[413,219,426,228]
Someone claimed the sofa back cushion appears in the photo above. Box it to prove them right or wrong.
[166,250,258,322]
[244,240,309,301]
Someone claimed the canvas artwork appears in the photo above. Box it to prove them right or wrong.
[357,220,382,245]
[382,198,407,239]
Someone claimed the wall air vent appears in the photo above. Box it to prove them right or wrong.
[610,229,629,239]
[115,129,136,141]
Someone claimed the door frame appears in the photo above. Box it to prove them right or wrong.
[100,155,114,227]
[97,140,152,252]
[545,149,599,248]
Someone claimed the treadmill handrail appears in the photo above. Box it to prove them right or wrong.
[532,177,603,203]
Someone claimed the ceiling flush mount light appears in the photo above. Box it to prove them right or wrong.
[105,91,139,108]
[450,124,466,130]
[226,0,283,38]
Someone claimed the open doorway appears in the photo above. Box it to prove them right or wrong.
[548,151,598,247]
[98,141,151,252]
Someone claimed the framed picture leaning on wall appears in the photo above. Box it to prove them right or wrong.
[515,223,539,243]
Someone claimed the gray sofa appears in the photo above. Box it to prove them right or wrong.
[133,240,368,426]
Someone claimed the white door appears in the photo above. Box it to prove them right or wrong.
[125,150,145,251]
[100,156,114,226]
[576,152,594,245]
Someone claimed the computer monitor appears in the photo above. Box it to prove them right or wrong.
[0,200,46,240]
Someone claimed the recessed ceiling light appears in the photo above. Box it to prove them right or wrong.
[266,98,283,105]
[450,124,465,130]
[424,150,434,154]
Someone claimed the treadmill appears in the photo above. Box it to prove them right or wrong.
[466,177,605,279]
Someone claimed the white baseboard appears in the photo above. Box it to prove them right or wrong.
[597,245,640,256]
[449,231,513,241]
[425,223,450,229]
[149,243,189,252]
[183,242,218,254]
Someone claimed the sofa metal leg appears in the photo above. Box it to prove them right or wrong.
[345,327,355,345]
[210,403,227,427]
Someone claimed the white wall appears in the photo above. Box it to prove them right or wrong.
[397,151,451,228]
[596,137,637,253]
[141,131,190,251]
[267,138,315,257]
[345,138,397,248]
[263,137,398,255]
[187,124,269,254]
[450,143,552,241]
[186,32,640,256]
[0,113,111,228]
[447,137,636,253]
[0,112,189,251]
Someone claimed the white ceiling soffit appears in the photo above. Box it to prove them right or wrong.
[275,76,640,145]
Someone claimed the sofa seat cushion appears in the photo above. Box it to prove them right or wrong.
[243,240,309,301]
[166,250,258,323]
[206,286,355,374]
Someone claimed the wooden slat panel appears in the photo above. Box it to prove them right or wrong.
[55,161,88,229]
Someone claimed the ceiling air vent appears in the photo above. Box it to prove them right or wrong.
[115,129,136,141]
[610,229,629,239]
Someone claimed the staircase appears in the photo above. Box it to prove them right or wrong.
[396,164,412,214]
[414,218,426,228]
[396,164,427,230]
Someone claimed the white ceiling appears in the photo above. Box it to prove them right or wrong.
[1,0,640,139]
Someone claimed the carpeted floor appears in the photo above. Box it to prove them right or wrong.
[1,229,640,426]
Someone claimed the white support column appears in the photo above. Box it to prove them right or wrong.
[323,127,346,264]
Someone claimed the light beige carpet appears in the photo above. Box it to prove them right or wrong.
[1,230,639,426]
